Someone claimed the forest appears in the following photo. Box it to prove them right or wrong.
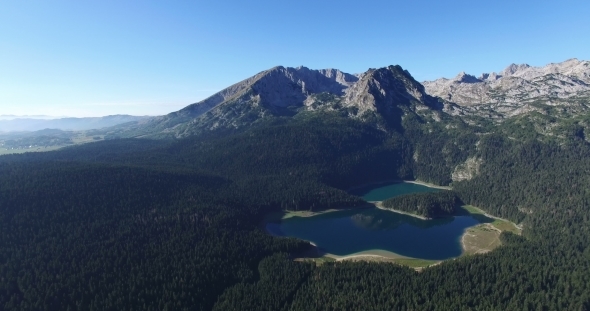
[1,111,590,310]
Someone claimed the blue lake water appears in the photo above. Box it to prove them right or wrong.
[267,181,480,260]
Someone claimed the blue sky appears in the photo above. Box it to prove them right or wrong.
[1,0,589,117]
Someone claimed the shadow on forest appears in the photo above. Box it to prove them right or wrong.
[454,206,495,224]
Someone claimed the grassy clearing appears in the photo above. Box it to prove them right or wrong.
[491,219,520,234]
[459,204,521,256]
[460,205,521,235]
[462,224,502,255]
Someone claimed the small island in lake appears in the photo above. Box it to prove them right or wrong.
[381,191,461,219]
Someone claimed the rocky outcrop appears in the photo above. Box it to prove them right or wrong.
[452,157,482,182]
[343,65,441,115]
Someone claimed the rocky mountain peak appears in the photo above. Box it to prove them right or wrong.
[501,63,531,76]
[454,72,482,83]
[249,65,359,108]
[479,72,501,81]
[343,65,438,116]
[423,58,590,109]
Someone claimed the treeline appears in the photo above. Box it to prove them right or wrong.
[454,133,590,224]
[214,243,590,310]
[381,191,460,218]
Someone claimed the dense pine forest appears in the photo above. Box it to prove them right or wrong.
[382,191,460,218]
[2,111,590,310]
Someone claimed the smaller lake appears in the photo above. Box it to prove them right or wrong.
[267,181,480,260]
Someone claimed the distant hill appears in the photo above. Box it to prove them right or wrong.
[0,115,151,132]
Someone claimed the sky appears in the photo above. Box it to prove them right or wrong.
[1,1,589,118]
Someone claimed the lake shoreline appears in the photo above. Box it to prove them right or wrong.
[347,179,451,192]
[372,201,429,220]
[269,179,448,221]
[325,249,411,261]
[263,181,520,268]
[272,202,429,222]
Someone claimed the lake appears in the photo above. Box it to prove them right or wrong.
[266,181,481,260]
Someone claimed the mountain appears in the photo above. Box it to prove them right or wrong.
[109,65,444,138]
[0,115,151,132]
[111,59,590,140]
[423,58,590,119]
[3,59,590,310]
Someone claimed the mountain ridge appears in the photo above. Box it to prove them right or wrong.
[115,64,438,138]
[99,58,589,139]
[423,58,590,107]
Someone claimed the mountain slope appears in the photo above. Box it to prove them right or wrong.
[112,65,443,138]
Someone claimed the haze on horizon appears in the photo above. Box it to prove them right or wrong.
[1,0,589,118]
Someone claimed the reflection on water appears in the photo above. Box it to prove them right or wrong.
[349,181,440,202]
[268,208,479,260]
[350,209,454,230]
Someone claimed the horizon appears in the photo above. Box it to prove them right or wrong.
[1,1,589,118]
[2,57,585,119]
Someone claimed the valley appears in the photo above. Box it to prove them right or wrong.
[1,59,590,310]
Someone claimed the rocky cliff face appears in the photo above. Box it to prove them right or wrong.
[343,65,441,115]
[423,58,590,110]
[451,157,482,182]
